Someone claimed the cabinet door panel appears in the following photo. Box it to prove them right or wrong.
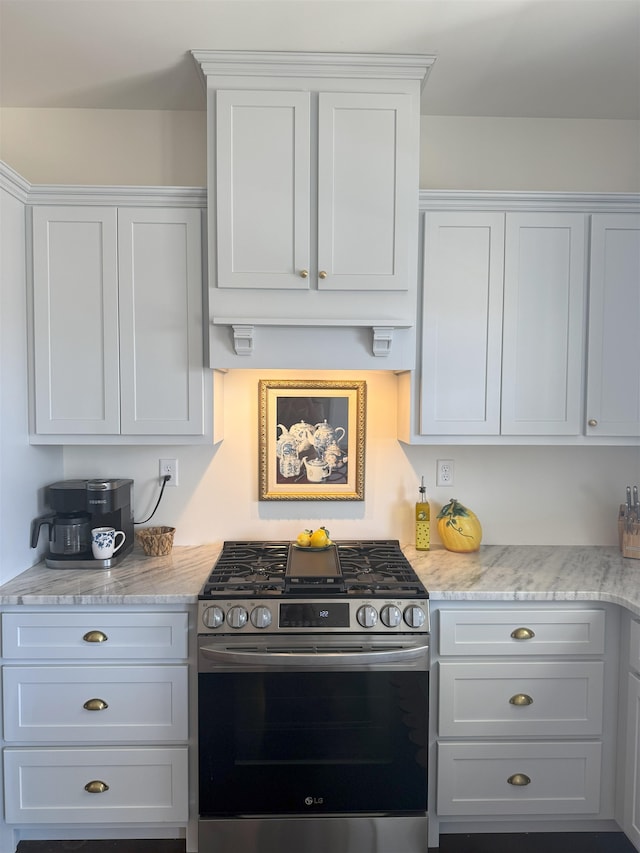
[118,208,204,435]
[420,212,504,434]
[318,92,413,291]
[437,741,601,816]
[586,213,640,437]
[216,89,311,290]
[3,747,188,823]
[438,660,604,736]
[3,665,188,742]
[32,206,120,434]
[501,213,586,435]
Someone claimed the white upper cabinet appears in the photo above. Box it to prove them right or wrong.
[419,209,586,438]
[501,212,586,435]
[586,213,640,437]
[30,201,212,443]
[193,51,434,370]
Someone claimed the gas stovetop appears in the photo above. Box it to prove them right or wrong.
[198,540,429,635]
[199,540,428,599]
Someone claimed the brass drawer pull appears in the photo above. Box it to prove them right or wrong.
[510,627,535,640]
[84,780,109,794]
[299,269,309,278]
[509,693,533,706]
[83,698,108,711]
[83,630,108,643]
[318,270,328,279]
[507,773,531,787]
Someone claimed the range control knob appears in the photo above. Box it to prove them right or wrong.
[250,606,273,629]
[380,604,402,628]
[227,605,249,629]
[403,605,426,629]
[202,605,225,629]
[356,604,378,628]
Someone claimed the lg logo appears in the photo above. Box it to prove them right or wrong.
[304,796,324,806]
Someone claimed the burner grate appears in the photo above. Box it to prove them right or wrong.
[200,540,427,599]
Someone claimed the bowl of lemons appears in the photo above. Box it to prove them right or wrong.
[294,526,333,550]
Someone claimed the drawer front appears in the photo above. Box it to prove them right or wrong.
[2,611,188,660]
[439,608,605,657]
[629,619,640,674]
[3,746,188,823]
[3,665,188,742]
[438,660,604,736]
[437,740,602,816]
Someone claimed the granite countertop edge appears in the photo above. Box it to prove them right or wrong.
[1,543,639,616]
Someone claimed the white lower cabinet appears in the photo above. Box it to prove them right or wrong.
[4,747,188,824]
[437,740,602,816]
[622,617,640,849]
[0,607,194,850]
[431,602,620,847]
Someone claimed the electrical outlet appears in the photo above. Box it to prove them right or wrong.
[436,459,454,487]
[159,458,179,487]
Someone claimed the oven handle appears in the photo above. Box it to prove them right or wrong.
[199,644,429,668]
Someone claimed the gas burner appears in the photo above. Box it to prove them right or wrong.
[200,540,428,601]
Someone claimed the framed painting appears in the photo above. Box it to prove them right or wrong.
[259,379,366,500]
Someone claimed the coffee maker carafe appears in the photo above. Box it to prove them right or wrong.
[31,479,134,568]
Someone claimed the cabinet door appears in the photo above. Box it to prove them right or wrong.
[501,213,586,435]
[31,206,120,434]
[420,212,505,434]
[586,213,640,437]
[625,671,640,847]
[215,89,311,290]
[118,208,205,435]
[317,91,413,291]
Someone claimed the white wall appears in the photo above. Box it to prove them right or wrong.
[0,167,63,582]
[1,109,638,192]
[62,370,639,548]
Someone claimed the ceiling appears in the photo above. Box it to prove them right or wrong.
[0,0,638,120]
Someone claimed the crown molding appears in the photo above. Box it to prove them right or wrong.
[0,161,31,202]
[419,189,640,213]
[192,50,436,89]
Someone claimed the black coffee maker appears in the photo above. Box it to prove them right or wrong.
[31,479,134,568]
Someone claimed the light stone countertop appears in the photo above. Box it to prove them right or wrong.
[1,543,639,615]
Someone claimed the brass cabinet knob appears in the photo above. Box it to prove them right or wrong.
[83,630,108,643]
[84,780,109,794]
[510,627,535,640]
[318,270,328,279]
[588,419,598,427]
[507,773,531,787]
[299,269,309,278]
[83,698,108,711]
[509,693,533,706]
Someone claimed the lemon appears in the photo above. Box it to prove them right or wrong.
[296,529,312,547]
[309,527,330,548]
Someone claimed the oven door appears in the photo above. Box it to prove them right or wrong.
[198,634,429,818]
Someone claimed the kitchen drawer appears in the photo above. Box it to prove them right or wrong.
[437,740,602,816]
[3,746,188,823]
[2,611,188,660]
[629,619,640,674]
[438,660,604,736]
[3,665,188,742]
[438,608,605,657]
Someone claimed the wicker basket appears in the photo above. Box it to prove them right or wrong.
[136,526,176,557]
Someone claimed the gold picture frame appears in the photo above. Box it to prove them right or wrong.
[259,379,366,501]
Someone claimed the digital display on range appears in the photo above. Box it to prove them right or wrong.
[279,602,350,628]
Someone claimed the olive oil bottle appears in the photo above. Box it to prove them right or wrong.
[415,477,430,551]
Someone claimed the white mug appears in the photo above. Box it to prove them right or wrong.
[91,527,126,560]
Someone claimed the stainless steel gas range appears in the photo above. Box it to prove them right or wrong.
[197,540,430,853]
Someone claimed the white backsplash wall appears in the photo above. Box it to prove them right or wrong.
[63,370,640,548]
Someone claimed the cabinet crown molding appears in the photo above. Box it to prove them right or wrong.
[419,190,640,213]
[192,50,436,87]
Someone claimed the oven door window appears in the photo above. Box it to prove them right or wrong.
[198,670,428,816]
